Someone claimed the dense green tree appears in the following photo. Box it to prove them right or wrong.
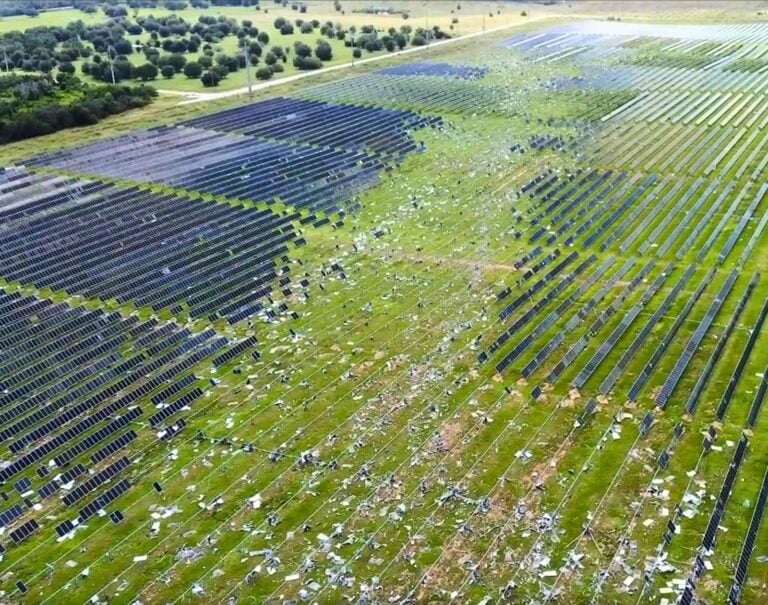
[158,53,186,71]
[182,61,202,78]
[200,70,220,87]
[134,62,158,80]
[315,41,332,61]
[294,41,312,58]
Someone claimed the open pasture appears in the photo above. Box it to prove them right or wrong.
[1,8,768,605]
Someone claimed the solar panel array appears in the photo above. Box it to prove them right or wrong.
[181,96,439,156]
[28,98,438,215]
[378,62,489,80]
[0,287,249,549]
[1,15,768,604]
[0,168,297,323]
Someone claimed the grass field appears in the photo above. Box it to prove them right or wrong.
[1,4,768,605]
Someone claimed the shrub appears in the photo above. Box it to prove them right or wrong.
[256,66,272,80]
[161,65,175,78]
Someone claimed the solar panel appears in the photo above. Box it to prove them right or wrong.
[10,518,39,544]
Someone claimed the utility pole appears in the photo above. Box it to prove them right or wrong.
[2,47,9,72]
[243,41,253,94]
[107,45,116,84]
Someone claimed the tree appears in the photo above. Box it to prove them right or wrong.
[293,55,322,70]
[113,39,133,55]
[258,31,270,45]
[58,62,75,74]
[264,51,277,65]
[215,54,238,72]
[294,42,312,58]
[411,35,426,46]
[135,63,159,81]
[394,33,407,49]
[273,17,287,29]
[352,48,361,59]
[300,22,313,34]
[315,41,332,61]
[113,60,134,80]
[198,55,213,69]
[256,66,272,80]
[161,65,175,78]
[183,61,202,78]
[280,24,294,35]
[270,62,284,73]
[159,53,187,72]
[384,39,395,52]
[212,64,229,79]
[201,70,220,87]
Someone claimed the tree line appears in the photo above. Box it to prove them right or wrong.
[0,73,156,143]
